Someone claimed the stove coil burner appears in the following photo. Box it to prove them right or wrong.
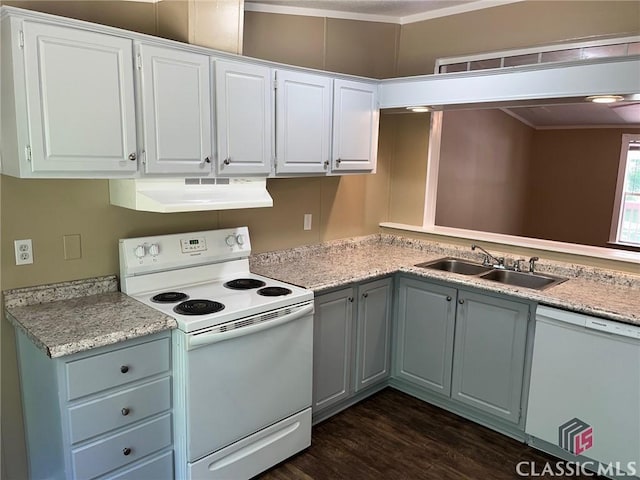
[223,278,267,290]
[151,292,189,303]
[257,286,293,297]
[174,300,225,316]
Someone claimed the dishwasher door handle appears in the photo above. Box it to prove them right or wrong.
[187,303,314,349]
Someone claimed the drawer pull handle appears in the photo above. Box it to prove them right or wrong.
[120,365,129,374]
[122,447,132,456]
[121,407,130,416]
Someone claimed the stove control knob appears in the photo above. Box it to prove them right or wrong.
[148,244,160,256]
[225,235,237,247]
[134,245,146,259]
[235,234,245,246]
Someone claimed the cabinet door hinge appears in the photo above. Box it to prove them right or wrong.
[19,30,24,48]
[25,145,31,162]
[136,54,142,70]
[273,79,278,90]
[141,150,147,165]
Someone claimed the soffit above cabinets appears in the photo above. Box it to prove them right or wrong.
[243,0,523,24]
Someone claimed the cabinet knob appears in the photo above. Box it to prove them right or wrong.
[223,158,231,166]
[348,297,353,303]
[121,407,130,416]
[120,365,129,374]
[324,160,329,169]
[128,153,137,161]
[446,296,452,301]
[122,447,132,456]
[204,157,211,164]
[336,158,342,166]
[458,299,465,305]
[362,292,368,298]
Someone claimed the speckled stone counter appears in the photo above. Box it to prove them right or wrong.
[3,275,176,358]
[251,234,640,326]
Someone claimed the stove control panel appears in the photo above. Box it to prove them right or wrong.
[120,226,251,278]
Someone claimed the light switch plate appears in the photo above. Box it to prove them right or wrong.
[304,214,312,231]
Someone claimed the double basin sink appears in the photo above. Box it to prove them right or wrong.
[415,257,567,290]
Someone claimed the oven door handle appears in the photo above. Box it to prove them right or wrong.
[187,303,314,350]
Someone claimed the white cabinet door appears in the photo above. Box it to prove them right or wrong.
[332,79,379,172]
[139,44,212,174]
[394,277,457,396]
[215,60,272,175]
[355,277,392,391]
[313,288,355,413]
[451,291,529,424]
[275,70,332,174]
[22,22,137,174]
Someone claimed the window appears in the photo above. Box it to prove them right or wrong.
[610,134,640,246]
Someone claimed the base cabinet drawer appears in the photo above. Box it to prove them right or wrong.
[66,338,170,400]
[68,377,171,444]
[104,451,173,480]
[72,413,172,480]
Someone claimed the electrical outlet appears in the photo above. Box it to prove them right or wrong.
[14,239,33,265]
[304,214,312,231]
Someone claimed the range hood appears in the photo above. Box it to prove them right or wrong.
[109,178,273,213]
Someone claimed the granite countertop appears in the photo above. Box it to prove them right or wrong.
[4,234,638,359]
[251,234,640,326]
[3,276,176,358]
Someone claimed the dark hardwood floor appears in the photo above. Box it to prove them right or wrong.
[259,388,601,479]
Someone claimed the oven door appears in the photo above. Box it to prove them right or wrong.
[184,302,313,463]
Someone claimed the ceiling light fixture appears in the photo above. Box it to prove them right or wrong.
[585,95,625,104]
[406,106,431,113]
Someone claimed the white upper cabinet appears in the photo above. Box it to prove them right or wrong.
[275,70,332,175]
[332,79,379,173]
[214,60,273,176]
[21,22,137,175]
[138,44,212,175]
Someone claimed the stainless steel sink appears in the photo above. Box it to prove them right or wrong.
[415,256,568,290]
[415,257,493,276]
[479,269,567,290]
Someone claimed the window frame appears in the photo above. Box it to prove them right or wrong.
[609,133,640,247]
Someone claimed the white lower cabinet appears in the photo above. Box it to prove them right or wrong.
[394,276,532,433]
[312,277,393,420]
[15,330,173,480]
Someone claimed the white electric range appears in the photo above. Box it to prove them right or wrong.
[119,227,314,480]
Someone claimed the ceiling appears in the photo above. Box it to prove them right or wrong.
[244,0,520,24]
[504,101,640,128]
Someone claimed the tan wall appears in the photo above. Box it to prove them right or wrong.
[386,113,430,225]
[398,0,640,75]
[435,109,533,236]
[1,0,158,34]
[243,11,399,78]
[524,128,640,247]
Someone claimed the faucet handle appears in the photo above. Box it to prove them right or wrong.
[512,259,526,272]
[529,256,540,273]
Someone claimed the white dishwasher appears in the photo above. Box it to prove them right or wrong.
[526,306,640,478]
